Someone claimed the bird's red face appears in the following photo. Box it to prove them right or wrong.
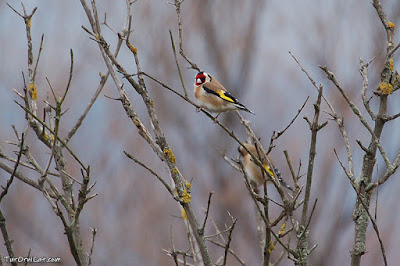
[195,72,208,86]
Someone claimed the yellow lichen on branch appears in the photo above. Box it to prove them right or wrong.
[268,240,275,254]
[163,148,176,164]
[133,118,140,127]
[44,133,54,142]
[181,189,191,203]
[181,208,187,220]
[388,21,396,29]
[128,43,138,54]
[378,82,393,95]
[389,59,394,71]
[278,222,286,236]
[27,18,31,28]
[29,83,37,101]
[185,181,192,190]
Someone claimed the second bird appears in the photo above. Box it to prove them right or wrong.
[194,71,254,121]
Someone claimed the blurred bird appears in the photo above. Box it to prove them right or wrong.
[194,71,254,121]
[238,142,292,190]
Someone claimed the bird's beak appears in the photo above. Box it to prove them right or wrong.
[196,78,202,84]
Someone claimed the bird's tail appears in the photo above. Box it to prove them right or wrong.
[236,103,255,115]
[273,167,293,191]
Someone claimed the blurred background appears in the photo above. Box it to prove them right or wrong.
[1,0,400,265]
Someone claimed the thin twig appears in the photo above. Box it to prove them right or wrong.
[14,100,88,171]
[215,148,241,172]
[124,151,177,200]
[320,65,391,172]
[374,166,379,221]
[303,199,317,234]
[272,97,309,140]
[297,84,325,264]
[207,239,246,266]
[0,208,17,266]
[60,49,74,105]
[222,213,237,266]
[172,0,200,71]
[359,59,376,120]
[345,163,387,265]
[283,150,299,189]
[169,29,188,98]
[65,32,125,143]
[387,42,400,59]
[200,192,213,235]
[291,52,358,180]
[32,34,44,81]
[88,228,97,266]
[0,133,25,202]
[237,161,297,257]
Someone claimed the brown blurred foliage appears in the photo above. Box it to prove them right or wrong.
[1,0,400,265]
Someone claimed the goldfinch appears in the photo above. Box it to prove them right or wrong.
[238,142,291,190]
[194,72,254,121]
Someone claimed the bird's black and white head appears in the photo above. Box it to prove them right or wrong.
[195,71,211,86]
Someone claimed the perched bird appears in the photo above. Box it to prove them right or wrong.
[238,142,291,190]
[194,72,254,121]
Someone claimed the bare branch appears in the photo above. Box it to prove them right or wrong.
[0,133,25,202]
[372,0,394,57]
[124,151,176,200]
[303,199,317,235]
[320,66,392,173]
[169,29,188,98]
[200,192,213,235]
[215,148,241,172]
[359,59,376,120]
[289,51,335,112]
[88,228,97,266]
[297,85,324,264]
[0,160,49,194]
[274,97,309,140]
[265,96,309,156]
[237,161,297,257]
[283,150,299,189]
[65,30,128,143]
[387,42,400,59]
[385,112,400,121]
[290,52,360,182]
[222,213,237,266]
[32,34,44,81]
[356,139,371,155]
[371,154,400,189]
[14,100,88,171]
[60,49,74,105]
[347,170,387,266]
[0,208,17,266]
[171,0,201,71]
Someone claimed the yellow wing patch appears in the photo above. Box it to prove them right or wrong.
[217,91,235,103]
[263,164,274,177]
